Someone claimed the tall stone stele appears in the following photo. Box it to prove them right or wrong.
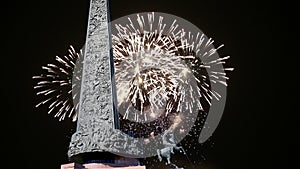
[67,0,141,164]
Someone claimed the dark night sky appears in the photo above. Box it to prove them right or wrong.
[2,0,288,169]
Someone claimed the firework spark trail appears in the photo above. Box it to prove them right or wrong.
[33,46,81,122]
[179,30,234,105]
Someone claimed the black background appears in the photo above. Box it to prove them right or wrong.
[2,0,287,169]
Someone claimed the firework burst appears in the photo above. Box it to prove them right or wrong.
[33,46,82,121]
[113,18,196,123]
[112,12,233,125]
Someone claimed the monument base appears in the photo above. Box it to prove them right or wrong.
[61,163,146,169]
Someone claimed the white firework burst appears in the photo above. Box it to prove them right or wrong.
[33,46,82,121]
[113,12,233,123]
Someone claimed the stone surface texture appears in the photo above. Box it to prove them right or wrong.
[68,0,141,158]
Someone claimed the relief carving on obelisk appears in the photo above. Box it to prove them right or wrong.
[68,0,141,158]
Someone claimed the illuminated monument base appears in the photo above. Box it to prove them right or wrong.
[61,154,145,169]
[61,163,145,169]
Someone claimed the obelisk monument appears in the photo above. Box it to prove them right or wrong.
[66,0,143,167]
[68,0,118,162]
